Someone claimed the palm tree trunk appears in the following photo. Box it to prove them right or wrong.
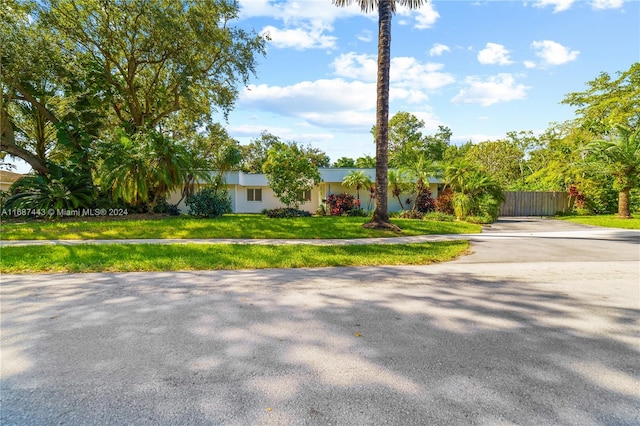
[364,0,400,231]
[618,187,632,218]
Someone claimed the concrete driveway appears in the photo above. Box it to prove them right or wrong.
[1,218,639,425]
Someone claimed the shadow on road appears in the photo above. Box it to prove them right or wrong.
[2,266,638,425]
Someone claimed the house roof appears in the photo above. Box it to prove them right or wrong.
[220,168,442,186]
[0,170,24,184]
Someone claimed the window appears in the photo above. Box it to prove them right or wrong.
[247,188,262,202]
[298,189,311,202]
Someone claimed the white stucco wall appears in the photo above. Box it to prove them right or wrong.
[168,169,441,214]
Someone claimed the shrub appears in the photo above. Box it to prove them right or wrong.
[5,165,95,213]
[264,208,312,218]
[326,193,356,216]
[186,188,231,218]
[414,186,436,213]
[154,198,181,216]
[435,188,455,215]
[476,193,501,222]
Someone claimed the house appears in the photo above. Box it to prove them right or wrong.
[169,168,442,214]
[0,170,24,192]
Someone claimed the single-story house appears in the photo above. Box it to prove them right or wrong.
[168,168,442,214]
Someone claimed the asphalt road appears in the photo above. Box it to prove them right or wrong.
[1,218,639,425]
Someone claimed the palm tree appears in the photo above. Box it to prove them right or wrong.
[387,169,409,210]
[342,170,372,203]
[444,159,505,221]
[589,125,640,218]
[401,155,440,212]
[333,0,427,231]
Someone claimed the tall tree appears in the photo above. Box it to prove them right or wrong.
[355,155,376,168]
[562,62,639,136]
[373,111,425,168]
[240,132,282,173]
[41,0,266,132]
[333,0,427,231]
[333,157,356,168]
[2,0,266,179]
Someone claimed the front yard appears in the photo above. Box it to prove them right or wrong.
[0,214,481,240]
[0,214,478,273]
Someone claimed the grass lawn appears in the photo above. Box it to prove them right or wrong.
[0,240,470,274]
[558,214,640,230]
[0,214,481,240]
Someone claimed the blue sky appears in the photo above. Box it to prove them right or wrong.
[221,0,639,163]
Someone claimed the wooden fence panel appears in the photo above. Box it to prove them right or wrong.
[500,191,569,216]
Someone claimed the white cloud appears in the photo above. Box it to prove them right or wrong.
[592,0,625,9]
[261,25,337,50]
[239,79,376,129]
[524,60,537,69]
[331,53,455,90]
[357,29,373,42]
[452,74,529,106]
[331,52,378,81]
[390,57,456,90]
[531,40,579,66]
[429,43,451,57]
[239,0,360,24]
[398,2,441,29]
[477,43,513,65]
[533,0,575,12]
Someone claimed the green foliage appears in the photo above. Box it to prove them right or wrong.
[465,139,525,189]
[2,0,266,212]
[387,169,411,210]
[333,157,356,168]
[585,126,640,217]
[40,0,266,128]
[262,141,322,209]
[372,112,452,167]
[98,129,202,209]
[0,190,10,208]
[342,170,373,202]
[445,159,505,221]
[400,155,439,213]
[153,198,181,216]
[5,164,95,212]
[588,126,640,192]
[185,188,232,218]
[354,155,376,168]
[562,62,639,135]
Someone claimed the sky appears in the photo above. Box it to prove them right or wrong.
[221,0,639,163]
[7,0,639,172]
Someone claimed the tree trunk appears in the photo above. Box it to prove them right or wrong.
[0,108,50,175]
[364,0,400,231]
[617,187,632,218]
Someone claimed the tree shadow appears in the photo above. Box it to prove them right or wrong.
[1,265,639,425]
